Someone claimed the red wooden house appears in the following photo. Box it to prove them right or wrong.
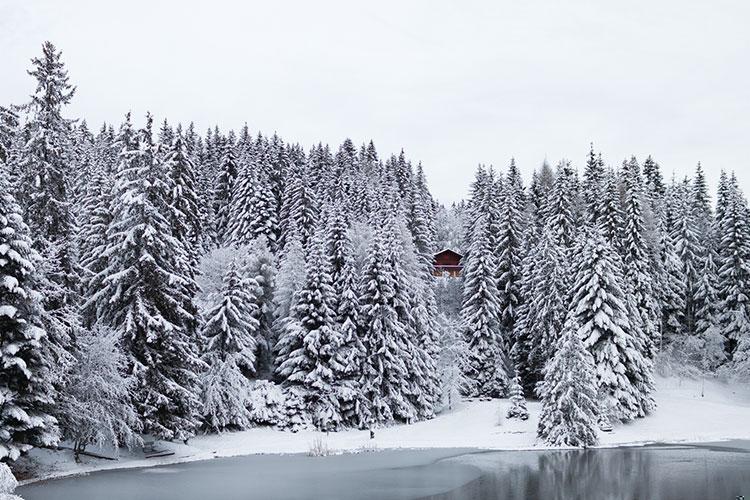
[433,249,463,277]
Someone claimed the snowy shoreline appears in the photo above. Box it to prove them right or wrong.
[18,375,750,486]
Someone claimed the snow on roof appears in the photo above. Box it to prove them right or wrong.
[434,248,463,257]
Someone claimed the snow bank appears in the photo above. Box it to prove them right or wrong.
[20,376,750,484]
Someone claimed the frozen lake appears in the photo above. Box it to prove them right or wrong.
[19,442,750,500]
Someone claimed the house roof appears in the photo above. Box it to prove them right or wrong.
[434,248,463,259]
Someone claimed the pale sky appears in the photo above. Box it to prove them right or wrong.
[2,0,749,203]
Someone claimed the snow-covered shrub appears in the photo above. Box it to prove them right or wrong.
[246,380,286,427]
[57,326,141,459]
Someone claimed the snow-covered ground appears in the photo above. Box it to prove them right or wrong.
[19,375,750,484]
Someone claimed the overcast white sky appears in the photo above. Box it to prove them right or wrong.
[2,0,749,203]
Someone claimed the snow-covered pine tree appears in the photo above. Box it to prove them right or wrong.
[213,143,239,244]
[512,226,570,395]
[241,237,276,375]
[621,157,659,360]
[87,114,203,441]
[716,178,750,368]
[598,168,624,252]
[394,216,439,420]
[201,261,260,432]
[496,159,525,343]
[357,218,414,426]
[660,228,687,342]
[278,170,318,250]
[506,376,529,420]
[461,214,507,397]
[166,128,203,271]
[693,248,727,371]
[671,179,702,336]
[568,229,651,421]
[273,221,306,321]
[643,155,665,199]
[0,161,57,460]
[78,154,114,325]
[582,144,605,225]
[15,42,79,307]
[324,203,365,425]
[545,160,578,248]
[0,106,19,164]
[228,165,279,250]
[537,316,599,448]
[275,231,343,430]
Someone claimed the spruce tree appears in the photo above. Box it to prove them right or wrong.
[201,262,260,432]
[512,226,570,395]
[275,233,343,430]
[0,161,58,460]
[537,317,599,448]
[88,115,203,441]
[461,214,507,397]
[357,220,413,426]
[546,160,578,248]
[15,42,79,305]
[568,230,652,421]
[213,144,239,243]
[497,160,524,342]
[716,180,750,363]
[621,157,659,359]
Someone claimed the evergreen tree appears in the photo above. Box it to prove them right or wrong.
[598,168,624,251]
[716,180,750,363]
[582,144,605,225]
[461,214,507,397]
[201,262,260,432]
[496,160,524,341]
[568,230,652,421]
[0,163,57,460]
[512,226,570,395]
[87,115,203,441]
[545,160,577,248]
[506,376,529,420]
[324,204,365,425]
[537,317,599,448]
[213,144,239,243]
[357,220,414,426]
[166,130,203,270]
[15,42,79,305]
[671,180,701,336]
[621,157,659,359]
[0,106,19,164]
[693,249,727,371]
[275,233,343,430]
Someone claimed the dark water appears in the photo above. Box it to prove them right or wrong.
[19,443,750,500]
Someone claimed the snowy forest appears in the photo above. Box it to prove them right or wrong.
[0,41,748,463]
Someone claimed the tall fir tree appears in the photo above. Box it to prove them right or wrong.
[201,261,260,431]
[0,162,58,460]
[461,214,507,397]
[537,316,599,448]
[568,230,653,421]
[87,115,203,441]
